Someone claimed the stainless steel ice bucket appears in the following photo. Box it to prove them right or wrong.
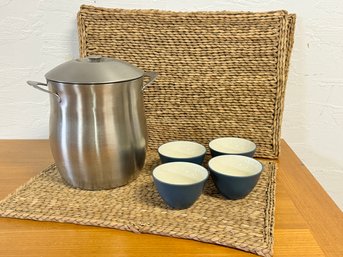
[27,56,157,190]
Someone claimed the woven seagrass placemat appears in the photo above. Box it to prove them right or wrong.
[0,152,276,257]
[78,5,296,159]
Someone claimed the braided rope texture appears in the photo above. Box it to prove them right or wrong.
[0,152,276,257]
[77,5,296,159]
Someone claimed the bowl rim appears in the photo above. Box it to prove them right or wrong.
[208,137,256,155]
[152,161,209,186]
[158,140,206,159]
[208,155,263,178]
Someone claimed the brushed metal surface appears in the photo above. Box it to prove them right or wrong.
[48,78,147,190]
[45,56,144,84]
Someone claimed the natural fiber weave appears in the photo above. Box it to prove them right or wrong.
[0,152,276,257]
[78,5,296,159]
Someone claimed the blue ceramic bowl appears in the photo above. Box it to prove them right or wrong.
[208,155,263,200]
[152,162,209,209]
[209,137,256,157]
[158,141,206,165]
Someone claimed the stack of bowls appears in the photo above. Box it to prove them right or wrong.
[152,138,263,209]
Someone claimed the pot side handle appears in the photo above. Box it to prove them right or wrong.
[141,71,158,91]
[27,81,61,103]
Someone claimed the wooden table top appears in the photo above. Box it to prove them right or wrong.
[0,140,342,257]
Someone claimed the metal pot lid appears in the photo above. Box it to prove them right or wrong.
[45,56,144,84]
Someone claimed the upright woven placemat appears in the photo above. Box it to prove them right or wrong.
[78,5,296,159]
[0,152,276,257]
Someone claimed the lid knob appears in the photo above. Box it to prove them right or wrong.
[87,55,103,62]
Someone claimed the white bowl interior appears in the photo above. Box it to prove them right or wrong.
[209,137,256,154]
[208,155,262,177]
[153,162,208,185]
[158,141,206,158]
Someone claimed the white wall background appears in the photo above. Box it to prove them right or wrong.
[0,0,342,209]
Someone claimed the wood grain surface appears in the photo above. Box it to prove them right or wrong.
[0,140,342,257]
